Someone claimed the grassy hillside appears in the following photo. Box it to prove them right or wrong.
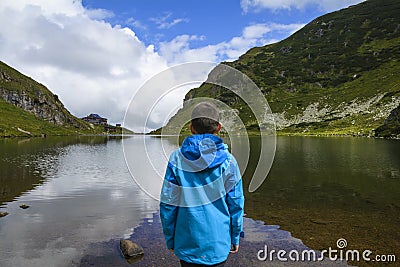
[0,98,104,137]
[0,61,105,137]
[158,0,400,137]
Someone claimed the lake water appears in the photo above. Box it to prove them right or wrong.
[0,136,399,266]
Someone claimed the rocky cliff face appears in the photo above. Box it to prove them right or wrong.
[272,93,400,131]
[0,62,85,129]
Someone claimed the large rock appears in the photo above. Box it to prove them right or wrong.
[119,239,144,259]
[375,104,400,138]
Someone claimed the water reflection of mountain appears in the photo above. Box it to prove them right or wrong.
[242,136,400,265]
[0,136,126,205]
[0,135,159,267]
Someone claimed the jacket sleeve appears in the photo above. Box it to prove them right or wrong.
[159,164,179,249]
[226,159,245,245]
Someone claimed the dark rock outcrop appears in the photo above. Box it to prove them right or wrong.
[1,90,66,125]
[375,104,400,138]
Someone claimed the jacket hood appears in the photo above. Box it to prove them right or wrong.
[180,134,228,170]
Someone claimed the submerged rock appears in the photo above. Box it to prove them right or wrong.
[19,204,30,209]
[125,254,144,265]
[0,211,9,217]
[119,239,144,260]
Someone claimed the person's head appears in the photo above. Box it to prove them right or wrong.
[190,102,222,134]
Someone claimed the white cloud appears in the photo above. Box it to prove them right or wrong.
[150,12,189,29]
[126,17,147,30]
[85,8,114,20]
[0,0,168,129]
[159,23,304,64]
[241,0,366,13]
[243,24,271,39]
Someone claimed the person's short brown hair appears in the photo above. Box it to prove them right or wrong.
[191,102,220,134]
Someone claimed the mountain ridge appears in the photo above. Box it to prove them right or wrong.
[0,61,102,137]
[156,0,400,137]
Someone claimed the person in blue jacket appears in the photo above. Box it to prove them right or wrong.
[160,102,245,267]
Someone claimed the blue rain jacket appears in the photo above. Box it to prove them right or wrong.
[160,134,244,265]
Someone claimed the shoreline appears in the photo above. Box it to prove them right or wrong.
[78,213,349,267]
[0,133,140,139]
[1,132,399,140]
[147,132,400,140]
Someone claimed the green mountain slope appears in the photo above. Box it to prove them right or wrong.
[0,61,101,137]
[159,0,400,137]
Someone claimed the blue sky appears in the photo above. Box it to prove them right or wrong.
[81,0,327,54]
[0,0,365,131]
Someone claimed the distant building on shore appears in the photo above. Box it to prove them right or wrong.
[104,124,122,134]
[81,113,108,125]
